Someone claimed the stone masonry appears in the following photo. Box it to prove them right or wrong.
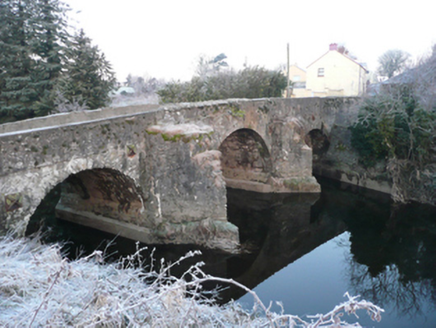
[0,97,358,250]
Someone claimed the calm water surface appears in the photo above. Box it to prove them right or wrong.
[32,177,436,327]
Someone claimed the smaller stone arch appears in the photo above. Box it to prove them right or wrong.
[219,128,273,192]
[305,128,330,165]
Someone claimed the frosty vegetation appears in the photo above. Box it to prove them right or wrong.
[110,75,164,108]
[0,234,384,327]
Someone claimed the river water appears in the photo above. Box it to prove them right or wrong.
[33,177,436,327]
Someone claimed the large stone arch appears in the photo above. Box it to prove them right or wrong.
[25,167,146,236]
[2,155,143,237]
[55,168,145,224]
[219,128,273,192]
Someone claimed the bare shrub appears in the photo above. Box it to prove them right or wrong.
[53,90,89,113]
[413,45,436,111]
[0,235,383,327]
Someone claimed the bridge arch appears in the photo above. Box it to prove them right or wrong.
[304,128,330,166]
[219,128,273,191]
[26,167,145,236]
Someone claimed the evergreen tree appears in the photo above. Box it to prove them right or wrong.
[0,0,115,122]
[59,30,116,110]
[0,0,69,122]
[0,0,36,122]
[28,0,69,116]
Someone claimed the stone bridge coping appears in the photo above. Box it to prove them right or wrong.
[0,98,261,136]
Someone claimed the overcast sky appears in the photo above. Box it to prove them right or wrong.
[65,0,436,83]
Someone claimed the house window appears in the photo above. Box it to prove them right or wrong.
[318,68,324,77]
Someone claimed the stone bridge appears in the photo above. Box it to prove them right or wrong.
[0,97,357,251]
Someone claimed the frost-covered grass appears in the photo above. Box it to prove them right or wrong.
[110,94,159,107]
[0,235,383,327]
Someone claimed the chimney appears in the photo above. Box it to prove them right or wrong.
[329,43,338,51]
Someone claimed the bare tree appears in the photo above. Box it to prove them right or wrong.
[378,49,411,78]
[195,53,228,79]
[413,44,436,110]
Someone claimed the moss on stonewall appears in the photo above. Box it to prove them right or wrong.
[161,133,180,142]
[283,177,313,189]
[229,105,245,118]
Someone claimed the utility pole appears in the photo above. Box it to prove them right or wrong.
[286,43,290,98]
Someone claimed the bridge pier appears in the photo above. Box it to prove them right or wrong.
[219,128,320,193]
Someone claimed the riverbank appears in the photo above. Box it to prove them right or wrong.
[0,234,383,327]
[313,104,436,207]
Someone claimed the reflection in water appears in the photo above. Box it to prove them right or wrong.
[224,189,346,302]
[344,200,436,319]
[28,177,436,327]
[315,179,436,327]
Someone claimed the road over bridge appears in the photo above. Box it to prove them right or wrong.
[0,97,356,250]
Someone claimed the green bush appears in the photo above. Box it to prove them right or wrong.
[158,66,287,103]
[350,85,436,168]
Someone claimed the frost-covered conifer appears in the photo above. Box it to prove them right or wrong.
[58,29,116,110]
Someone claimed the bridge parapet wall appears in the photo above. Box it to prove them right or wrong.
[0,104,160,135]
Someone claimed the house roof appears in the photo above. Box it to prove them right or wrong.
[114,86,135,95]
[307,50,369,73]
[382,68,417,84]
[290,64,306,72]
